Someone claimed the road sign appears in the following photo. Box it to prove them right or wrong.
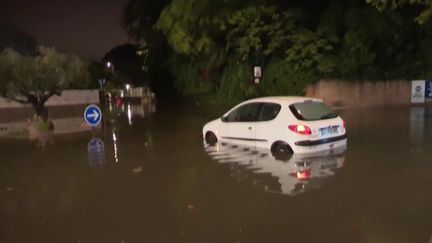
[98,79,106,88]
[84,105,102,126]
[411,80,426,103]
[426,80,432,102]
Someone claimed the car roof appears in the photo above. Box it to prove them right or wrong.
[244,96,323,105]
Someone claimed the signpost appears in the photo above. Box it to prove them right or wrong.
[84,104,102,126]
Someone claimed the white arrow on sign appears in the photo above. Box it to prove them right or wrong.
[87,110,99,120]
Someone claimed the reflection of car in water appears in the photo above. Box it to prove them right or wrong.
[202,96,347,157]
[204,142,346,196]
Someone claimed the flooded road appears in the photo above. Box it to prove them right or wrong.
[1,103,432,243]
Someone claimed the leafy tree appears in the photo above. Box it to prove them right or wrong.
[122,0,177,98]
[367,0,432,24]
[155,0,337,100]
[0,47,90,116]
[123,0,432,106]
[87,62,106,89]
[102,44,145,87]
[122,0,170,41]
[0,24,37,55]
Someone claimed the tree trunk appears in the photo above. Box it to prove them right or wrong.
[26,94,49,119]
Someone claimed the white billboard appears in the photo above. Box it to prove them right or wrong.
[411,80,426,103]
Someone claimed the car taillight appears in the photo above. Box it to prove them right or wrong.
[288,125,312,135]
[342,120,346,129]
[290,169,311,180]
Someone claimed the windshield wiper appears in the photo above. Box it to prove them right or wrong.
[321,113,338,119]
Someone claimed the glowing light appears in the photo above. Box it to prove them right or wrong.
[127,104,133,125]
[288,124,312,135]
[112,132,119,163]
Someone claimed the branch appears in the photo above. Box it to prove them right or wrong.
[8,97,30,104]
[40,88,61,105]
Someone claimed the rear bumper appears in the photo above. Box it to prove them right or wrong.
[294,134,348,146]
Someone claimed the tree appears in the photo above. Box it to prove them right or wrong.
[367,0,432,24]
[0,24,37,55]
[0,46,90,116]
[102,44,145,87]
[122,0,177,98]
[87,62,106,89]
[155,0,337,102]
[123,0,432,106]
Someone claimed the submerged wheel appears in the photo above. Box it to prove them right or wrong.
[271,142,293,161]
[205,132,218,146]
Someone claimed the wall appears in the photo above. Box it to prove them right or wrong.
[0,89,100,108]
[306,80,411,108]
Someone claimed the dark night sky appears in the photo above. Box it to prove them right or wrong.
[0,0,129,60]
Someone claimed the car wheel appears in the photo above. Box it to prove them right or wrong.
[205,132,218,146]
[271,142,293,161]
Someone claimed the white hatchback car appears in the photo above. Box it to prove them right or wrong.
[202,96,347,156]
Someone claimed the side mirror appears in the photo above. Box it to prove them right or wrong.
[221,116,228,122]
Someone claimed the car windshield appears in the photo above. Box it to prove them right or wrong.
[289,101,338,121]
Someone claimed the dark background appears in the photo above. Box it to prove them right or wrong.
[0,0,128,60]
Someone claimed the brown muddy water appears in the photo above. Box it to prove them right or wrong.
[0,103,432,243]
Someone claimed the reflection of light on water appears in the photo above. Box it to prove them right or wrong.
[127,104,133,125]
[88,138,106,168]
[112,131,119,163]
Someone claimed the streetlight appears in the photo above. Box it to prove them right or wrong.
[106,61,114,74]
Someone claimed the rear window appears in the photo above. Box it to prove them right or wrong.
[289,102,338,121]
[257,103,281,121]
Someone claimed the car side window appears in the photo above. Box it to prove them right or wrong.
[257,103,281,121]
[226,103,260,122]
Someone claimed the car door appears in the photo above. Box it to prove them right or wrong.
[220,102,260,146]
[254,102,282,148]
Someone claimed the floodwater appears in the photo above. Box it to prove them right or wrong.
[1,102,432,243]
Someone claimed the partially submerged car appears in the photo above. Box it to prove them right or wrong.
[202,96,347,157]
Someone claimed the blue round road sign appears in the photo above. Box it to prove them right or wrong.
[84,105,102,126]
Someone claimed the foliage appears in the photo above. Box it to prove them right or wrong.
[260,58,317,96]
[122,0,432,106]
[0,24,37,55]
[102,44,145,87]
[122,0,177,98]
[88,62,106,89]
[367,0,432,24]
[122,0,170,41]
[216,62,254,106]
[0,46,90,114]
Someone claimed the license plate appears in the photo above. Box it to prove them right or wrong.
[320,125,339,136]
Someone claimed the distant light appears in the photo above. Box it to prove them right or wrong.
[112,132,119,163]
[107,62,112,68]
[127,104,133,125]
[125,84,131,90]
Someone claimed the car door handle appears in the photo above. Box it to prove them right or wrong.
[248,127,252,130]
